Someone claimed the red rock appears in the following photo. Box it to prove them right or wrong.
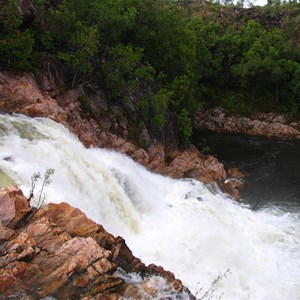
[19,97,68,122]
[0,72,43,112]
[227,167,244,179]
[0,222,14,241]
[0,186,31,229]
[194,108,300,140]
[0,188,195,299]
[0,71,239,199]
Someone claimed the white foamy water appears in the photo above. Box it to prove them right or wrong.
[0,114,299,299]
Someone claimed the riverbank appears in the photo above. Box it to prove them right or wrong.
[0,71,241,199]
[194,108,300,140]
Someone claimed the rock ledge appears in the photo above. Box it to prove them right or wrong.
[0,186,195,300]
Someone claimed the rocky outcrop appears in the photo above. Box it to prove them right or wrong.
[0,71,237,198]
[194,108,300,140]
[0,186,195,300]
[0,72,43,112]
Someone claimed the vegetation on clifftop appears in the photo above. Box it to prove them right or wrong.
[1,0,300,145]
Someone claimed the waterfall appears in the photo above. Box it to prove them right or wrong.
[0,114,299,299]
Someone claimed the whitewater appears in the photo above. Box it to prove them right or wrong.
[0,114,299,299]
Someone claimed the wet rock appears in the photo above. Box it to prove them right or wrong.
[223,179,244,201]
[227,167,244,179]
[0,186,195,300]
[164,145,226,185]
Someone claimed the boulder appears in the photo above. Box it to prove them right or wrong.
[0,186,31,229]
[0,72,43,112]
[164,145,226,185]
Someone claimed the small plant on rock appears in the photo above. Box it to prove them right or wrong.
[195,269,231,300]
[28,168,55,209]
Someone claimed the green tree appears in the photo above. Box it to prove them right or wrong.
[178,108,192,147]
[0,0,34,70]
[40,1,99,86]
[101,44,155,103]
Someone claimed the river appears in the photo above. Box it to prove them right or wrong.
[193,131,300,212]
[0,115,300,299]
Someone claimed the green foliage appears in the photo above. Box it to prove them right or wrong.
[151,88,172,130]
[2,0,300,146]
[0,0,34,70]
[101,44,155,101]
[38,1,99,85]
[178,108,192,147]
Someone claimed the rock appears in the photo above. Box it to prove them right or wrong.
[16,0,35,20]
[194,108,300,140]
[0,222,14,241]
[227,167,244,179]
[0,186,31,229]
[0,71,239,199]
[19,97,68,123]
[164,145,226,185]
[0,72,43,112]
[56,88,84,107]
[223,179,244,200]
[0,187,195,299]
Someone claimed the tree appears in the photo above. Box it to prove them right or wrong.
[101,44,155,103]
[38,1,99,86]
[0,0,34,70]
[178,108,192,146]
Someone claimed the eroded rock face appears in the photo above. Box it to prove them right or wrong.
[0,186,195,300]
[194,108,300,140]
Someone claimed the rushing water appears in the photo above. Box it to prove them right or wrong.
[0,114,300,300]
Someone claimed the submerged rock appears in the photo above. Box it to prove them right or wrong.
[0,186,195,300]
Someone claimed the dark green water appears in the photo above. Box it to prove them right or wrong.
[193,131,300,212]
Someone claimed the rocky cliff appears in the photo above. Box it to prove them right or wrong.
[0,71,242,199]
[0,186,195,300]
[194,108,300,140]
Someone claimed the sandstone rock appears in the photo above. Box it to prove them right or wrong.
[194,108,300,140]
[19,97,68,123]
[0,71,239,199]
[0,186,31,229]
[0,72,43,112]
[0,222,14,241]
[227,167,244,179]
[223,179,244,201]
[165,145,226,185]
[56,88,84,107]
[0,187,195,300]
